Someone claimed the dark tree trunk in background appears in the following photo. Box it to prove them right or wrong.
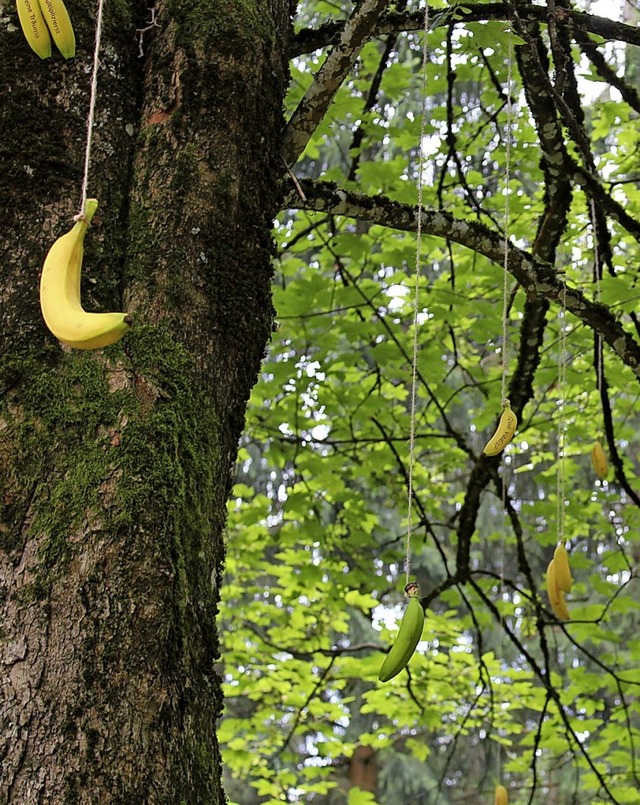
[0,1,290,801]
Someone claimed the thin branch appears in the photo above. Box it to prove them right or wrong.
[281,178,640,379]
[289,3,640,58]
[281,0,389,166]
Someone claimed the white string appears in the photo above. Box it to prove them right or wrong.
[78,0,107,218]
[557,279,567,544]
[405,1,430,585]
[500,37,513,407]
[497,26,514,790]
[590,198,603,396]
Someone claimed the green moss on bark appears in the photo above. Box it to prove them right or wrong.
[168,0,276,51]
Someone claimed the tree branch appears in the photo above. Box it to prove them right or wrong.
[281,178,640,379]
[289,3,640,58]
[281,0,389,166]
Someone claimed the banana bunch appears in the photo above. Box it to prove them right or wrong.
[546,541,572,621]
[483,400,518,456]
[495,784,508,805]
[40,199,132,350]
[16,0,75,59]
[591,441,608,480]
[378,582,425,683]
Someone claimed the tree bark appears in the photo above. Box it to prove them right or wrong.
[0,1,290,802]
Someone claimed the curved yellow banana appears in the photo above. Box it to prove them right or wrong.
[483,401,517,456]
[16,0,52,58]
[495,784,508,805]
[40,199,132,350]
[591,441,608,480]
[37,0,75,58]
[378,586,425,683]
[546,559,570,621]
[553,542,572,593]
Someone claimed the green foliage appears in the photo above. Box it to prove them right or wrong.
[219,2,640,803]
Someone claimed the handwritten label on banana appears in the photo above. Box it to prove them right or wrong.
[483,401,517,456]
[378,582,425,683]
[16,0,75,59]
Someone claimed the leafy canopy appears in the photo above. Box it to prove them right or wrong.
[220,2,640,803]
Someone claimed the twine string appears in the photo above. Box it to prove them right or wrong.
[78,0,107,218]
[590,199,603,395]
[557,278,567,543]
[497,25,514,789]
[500,34,513,407]
[405,1,430,585]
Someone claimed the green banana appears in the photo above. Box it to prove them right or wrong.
[16,0,52,58]
[38,0,75,58]
[39,199,132,350]
[378,585,425,683]
[483,401,517,456]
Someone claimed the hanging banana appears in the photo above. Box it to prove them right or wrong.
[16,0,52,58]
[494,784,508,805]
[553,542,572,593]
[591,441,608,480]
[545,559,570,621]
[378,583,425,683]
[37,0,75,58]
[483,400,517,456]
[40,199,132,350]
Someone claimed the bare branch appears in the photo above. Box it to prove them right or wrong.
[289,3,640,57]
[281,178,640,379]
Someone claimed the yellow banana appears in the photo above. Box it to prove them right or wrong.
[591,441,608,480]
[546,559,570,621]
[483,401,517,456]
[40,199,132,350]
[16,0,52,58]
[37,0,75,58]
[378,584,425,683]
[495,784,508,805]
[553,542,572,593]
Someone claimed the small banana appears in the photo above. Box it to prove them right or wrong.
[553,542,572,593]
[37,0,75,58]
[16,0,52,58]
[546,559,570,621]
[495,784,508,805]
[40,199,132,350]
[378,583,425,683]
[591,441,608,480]
[483,400,518,456]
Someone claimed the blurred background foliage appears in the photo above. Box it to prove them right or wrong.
[218,1,640,802]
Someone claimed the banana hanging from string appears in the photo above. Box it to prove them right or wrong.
[38,0,75,58]
[16,0,52,58]
[591,441,608,480]
[378,582,425,683]
[545,558,570,621]
[483,400,517,456]
[40,199,132,350]
[494,784,508,805]
[553,541,572,593]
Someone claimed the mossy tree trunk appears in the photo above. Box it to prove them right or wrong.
[0,1,290,802]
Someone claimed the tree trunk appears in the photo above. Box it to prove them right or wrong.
[0,1,290,802]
